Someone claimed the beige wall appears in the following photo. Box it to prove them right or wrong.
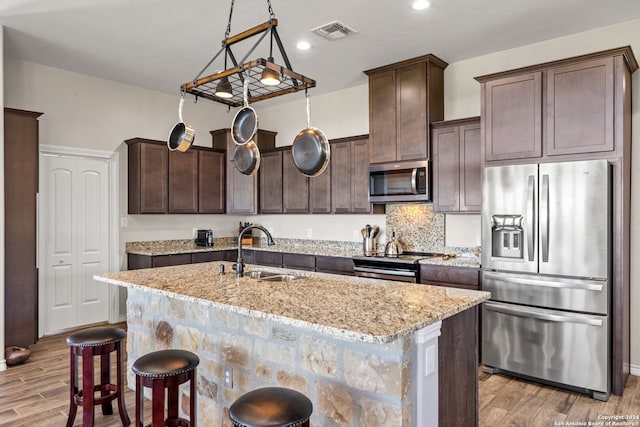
[3,18,639,369]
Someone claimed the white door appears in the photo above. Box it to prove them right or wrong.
[41,155,110,333]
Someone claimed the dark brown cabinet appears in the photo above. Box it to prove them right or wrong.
[419,264,480,290]
[4,108,42,347]
[282,150,311,214]
[127,139,225,214]
[432,117,481,213]
[211,128,276,214]
[365,55,446,164]
[259,150,283,214]
[127,138,168,214]
[198,149,225,214]
[309,162,331,214]
[168,148,198,213]
[315,256,354,275]
[331,136,370,214]
[282,253,315,271]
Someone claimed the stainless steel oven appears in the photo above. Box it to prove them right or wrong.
[352,252,441,283]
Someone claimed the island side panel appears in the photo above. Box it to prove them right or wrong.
[125,287,421,426]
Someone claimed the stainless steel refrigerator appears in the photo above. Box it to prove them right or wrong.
[481,159,611,401]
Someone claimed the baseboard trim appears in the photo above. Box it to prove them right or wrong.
[630,364,640,376]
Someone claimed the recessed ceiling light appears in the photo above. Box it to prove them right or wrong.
[411,0,431,10]
[296,41,311,50]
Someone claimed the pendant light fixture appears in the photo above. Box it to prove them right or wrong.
[182,0,315,107]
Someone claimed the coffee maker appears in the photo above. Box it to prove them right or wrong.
[196,229,213,247]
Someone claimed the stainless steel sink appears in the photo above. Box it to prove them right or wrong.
[248,270,301,281]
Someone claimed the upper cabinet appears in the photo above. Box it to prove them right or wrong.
[126,138,225,214]
[476,47,638,164]
[365,54,447,164]
[431,117,481,213]
[259,149,284,214]
[331,135,371,214]
[211,128,277,215]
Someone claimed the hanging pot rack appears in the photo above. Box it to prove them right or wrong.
[181,1,316,107]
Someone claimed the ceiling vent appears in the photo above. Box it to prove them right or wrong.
[311,21,357,40]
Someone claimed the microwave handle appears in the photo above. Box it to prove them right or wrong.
[411,168,418,194]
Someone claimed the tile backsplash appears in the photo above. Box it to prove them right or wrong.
[385,203,476,254]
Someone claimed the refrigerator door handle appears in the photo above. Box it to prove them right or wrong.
[483,272,604,292]
[484,301,604,326]
[526,175,536,261]
[541,174,549,262]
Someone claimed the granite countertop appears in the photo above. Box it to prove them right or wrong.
[95,262,489,344]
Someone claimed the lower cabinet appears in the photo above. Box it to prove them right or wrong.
[315,256,355,275]
[192,250,236,263]
[419,264,480,290]
[282,253,316,271]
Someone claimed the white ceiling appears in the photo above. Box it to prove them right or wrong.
[2,0,640,105]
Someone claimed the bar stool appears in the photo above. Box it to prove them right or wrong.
[229,387,313,427]
[65,326,130,427]
[132,349,199,427]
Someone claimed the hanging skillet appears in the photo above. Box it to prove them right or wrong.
[233,140,261,175]
[167,95,195,152]
[231,78,258,146]
[292,91,329,177]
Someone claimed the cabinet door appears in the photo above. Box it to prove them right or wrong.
[259,150,283,214]
[168,149,198,213]
[459,123,482,212]
[309,161,331,214]
[198,150,225,213]
[483,72,542,161]
[369,70,397,164]
[546,57,614,156]
[315,256,354,275]
[396,62,428,161]
[282,253,316,271]
[227,136,258,214]
[432,126,460,212]
[331,141,352,213]
[152,253,192,267]
[282,150,310,213]
[351,138,371,213]
[130,142,168,213]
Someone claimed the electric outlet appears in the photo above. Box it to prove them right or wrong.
[307,228,313,238]
[223,366,234,388]
[192,228,198,238]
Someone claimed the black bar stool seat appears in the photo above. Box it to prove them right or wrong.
[65,326,130,427]
[132,349,199,427]
[229,387,313,427]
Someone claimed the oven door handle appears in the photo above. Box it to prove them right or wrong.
[484,301,604,326]
[353,266,416,277]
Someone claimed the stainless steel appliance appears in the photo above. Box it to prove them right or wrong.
[196,229,213,247]
[369,160,429,203]
[481,159,611,400]
[352,252,442,283]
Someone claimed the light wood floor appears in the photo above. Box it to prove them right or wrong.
[1,326,640,426]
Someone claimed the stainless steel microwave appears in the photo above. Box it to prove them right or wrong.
[369,160,430,203]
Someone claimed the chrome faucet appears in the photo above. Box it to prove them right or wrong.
[235,224,275,277]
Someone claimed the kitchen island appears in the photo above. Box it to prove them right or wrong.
[95,262,489,426]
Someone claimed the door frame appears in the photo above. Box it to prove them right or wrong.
[38,145,121,337]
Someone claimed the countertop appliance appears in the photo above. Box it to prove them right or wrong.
[481,159,611,401]
[352,252,444,283]
[369,160,429,203]
[195,229,213,247]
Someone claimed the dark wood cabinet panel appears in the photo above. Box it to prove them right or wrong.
[419,264,480,290]
[192,250,236,263]
[432,125,460,212]
[282,150,310,213]
[168,149,198,213]
[127,253,153,270]
[254,251,283,267]
[152,253,192,268]
[546,57,614,156]
[282,253,316,271]
[315,256,354,275]
[482,72,542,161]
[459,123,482,212]
[259,150,283,214]
[212,129,276,214]
[396,62,428,161]
[439,307,478,427]
[432,118,481,213]
[198,150,225,214]
[127,139,168,213]
[309,163,331,214]
[365,55,446,164]
[368,70,397,164]
[4,108,42,347]
[331,136,371,214]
